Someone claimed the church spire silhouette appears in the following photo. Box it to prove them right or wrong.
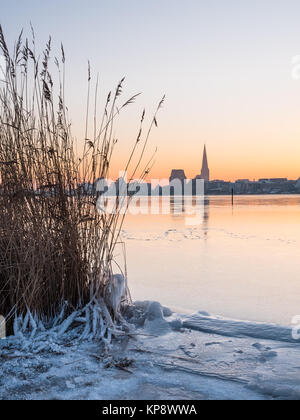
[200,145,210,181]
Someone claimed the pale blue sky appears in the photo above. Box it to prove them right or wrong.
[1,0,300,180]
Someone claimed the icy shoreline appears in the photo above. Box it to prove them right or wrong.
[1,302,300,400]
[181,312,299,343]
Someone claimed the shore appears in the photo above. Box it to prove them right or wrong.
[1,302,300,400]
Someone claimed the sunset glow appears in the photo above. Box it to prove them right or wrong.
[2,0,300,182]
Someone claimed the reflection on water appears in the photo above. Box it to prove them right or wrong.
[170,197,210,219]
[169,196,210,229]
[122,195,300,326]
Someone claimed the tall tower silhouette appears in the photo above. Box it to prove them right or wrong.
[200,145,210,181]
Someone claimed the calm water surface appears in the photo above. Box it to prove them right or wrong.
[122,195,300,326]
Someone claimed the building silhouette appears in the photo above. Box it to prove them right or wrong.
[170,145,210,183]
[200,145,210,181]
[169,169,187,183]
[165,146,299,195]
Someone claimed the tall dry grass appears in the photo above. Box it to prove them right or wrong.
[0,27,164,331]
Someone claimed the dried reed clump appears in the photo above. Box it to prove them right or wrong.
[0,26,164,334]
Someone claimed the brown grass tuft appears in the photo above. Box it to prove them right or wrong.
[0,26,163,330]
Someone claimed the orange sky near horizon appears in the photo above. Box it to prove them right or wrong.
[109,145,300,183]
[107,111,300,182]
[3,1,300,183]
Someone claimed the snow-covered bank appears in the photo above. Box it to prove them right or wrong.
[1,302,300,400]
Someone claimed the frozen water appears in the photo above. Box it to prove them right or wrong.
[1,303,300,400]
[182,312,299,343]
[122,195,300,325]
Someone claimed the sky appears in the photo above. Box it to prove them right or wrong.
[1,0,300,181]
